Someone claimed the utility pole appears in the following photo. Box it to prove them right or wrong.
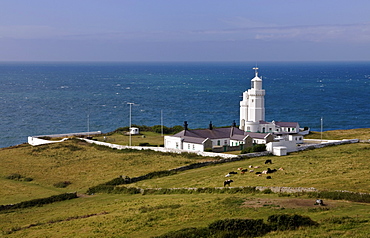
[127,102,134,146]
[161,110,163,136]
[321,117,323,142]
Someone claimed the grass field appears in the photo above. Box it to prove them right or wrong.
[0,128,370,237]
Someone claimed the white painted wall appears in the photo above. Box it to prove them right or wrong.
[164,136,182,150]
[266,140,297,153]
[183,142,204,152]
[28,136,69,146]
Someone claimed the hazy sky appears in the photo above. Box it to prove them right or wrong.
[1,0,370,61]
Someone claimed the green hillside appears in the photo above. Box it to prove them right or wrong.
[1,129,370,237]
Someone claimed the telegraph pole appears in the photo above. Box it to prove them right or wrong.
[127,102,134,146]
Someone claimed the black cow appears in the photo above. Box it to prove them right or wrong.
[267,168,277,174]
[265,159,272,164]
[229,171,238,174]
[266,176,272,179]
[224,179,233,187]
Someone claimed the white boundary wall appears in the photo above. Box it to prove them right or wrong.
[28,131,101,146]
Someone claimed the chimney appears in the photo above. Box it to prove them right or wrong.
[232,120,237,127]
[209,121,213,130]
[184,121,188,131]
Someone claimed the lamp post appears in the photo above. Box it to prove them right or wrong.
[87,113,90,133]
[320,117,323,142]
[161,110,163,137]
[127,102,134,146]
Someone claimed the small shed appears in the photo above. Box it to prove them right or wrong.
[129,127,140,135]
[273,146,287,156]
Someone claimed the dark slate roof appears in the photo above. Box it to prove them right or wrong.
[182,137,208,144]
[172,127,271,142]
[274,121,299,127]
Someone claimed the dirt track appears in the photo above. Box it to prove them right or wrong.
[242,198,335,209]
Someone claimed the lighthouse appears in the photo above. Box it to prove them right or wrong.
[239,67,266,132]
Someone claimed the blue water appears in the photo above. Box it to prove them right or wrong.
[1,61,369,148]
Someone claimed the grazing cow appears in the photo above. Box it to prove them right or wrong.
[262,170,268,174]
[267,168,277,174]
[229,171,238,174]
[254,166,260,169]
[315,199,324,206]
[225,174,231,177]
[237,167,243,171]
[255,172,262,175]
[248,165,253,168]
[278,167,284,171]
[249,170,254,173]
[241,169,248,173]
[257,174,262,177]
[224,179,233,187]
[266,176,272,179]
[265,159,272,164]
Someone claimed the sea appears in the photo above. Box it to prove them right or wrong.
[1,61,369,148]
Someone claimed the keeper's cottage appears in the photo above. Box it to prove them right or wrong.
[164,67,305,155]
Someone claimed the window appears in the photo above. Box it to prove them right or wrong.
[192,145,195,150]
[217,140,220,146]
[224,140,227,145]
[188,144,190,149]
[176,142,179,149]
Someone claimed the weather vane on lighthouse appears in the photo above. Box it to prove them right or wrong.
[253,66,259,77]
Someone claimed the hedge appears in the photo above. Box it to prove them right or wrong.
[0,193,78,212]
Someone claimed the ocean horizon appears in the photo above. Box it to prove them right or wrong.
[1,61,369,148]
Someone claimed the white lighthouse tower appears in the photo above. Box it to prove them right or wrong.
[239,67,265,132]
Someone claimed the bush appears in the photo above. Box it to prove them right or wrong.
[155,227,211,238]
[53,181,72,188]
[208,218,271,237]
[241,144,266,154]
[267,214,318,231]
[6,173,33,182]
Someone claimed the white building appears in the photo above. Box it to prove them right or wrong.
[239,67,301,135]
[164,67,304,155]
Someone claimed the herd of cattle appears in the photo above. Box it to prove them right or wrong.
[223,159,284,187]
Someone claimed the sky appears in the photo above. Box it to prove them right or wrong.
[1,0,370,62]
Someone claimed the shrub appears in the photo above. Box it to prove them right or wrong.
[6,173,22,180]
[6,173,33,182]
[155,227,211,238]
[263,188,274,194]
[53,181,72,188]
[208,218,271,237]
[267,214,318,231]
[241,144,266,154]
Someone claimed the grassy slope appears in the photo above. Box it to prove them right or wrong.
[305,128,370,140]
[0,129,370,237]
[130,143,370,193]
[0,140,211,204]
